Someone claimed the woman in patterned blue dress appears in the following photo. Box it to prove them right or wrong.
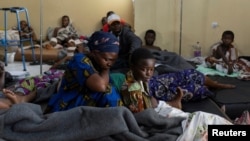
[46,31,123,113]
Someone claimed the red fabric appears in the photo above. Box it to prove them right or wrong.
[102,19,126,32]
[102,24,109,32]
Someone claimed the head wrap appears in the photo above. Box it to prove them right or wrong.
[87,31,119,53]
[107,14,121,25]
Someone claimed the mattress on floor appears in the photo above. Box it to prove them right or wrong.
[14,47,60,62]
[208,76,250,120]
[182,97,230,120]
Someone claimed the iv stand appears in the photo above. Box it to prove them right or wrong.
[39,0,43,74]
[179,0,183,55]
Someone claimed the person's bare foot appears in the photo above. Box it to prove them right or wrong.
[167,87,183,109]
[0,89,17,109]
[2,89,18,104]
[3,89,37,104]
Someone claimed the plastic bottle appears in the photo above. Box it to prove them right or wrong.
[193,41,201,57]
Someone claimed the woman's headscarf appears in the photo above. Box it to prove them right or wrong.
[87,31,119,53]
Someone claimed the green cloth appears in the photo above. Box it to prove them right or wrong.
[110,73,126,91]
[196,65,239,77]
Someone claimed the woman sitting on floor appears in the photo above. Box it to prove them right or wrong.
[0,31,123,111]
[45,31,123,113]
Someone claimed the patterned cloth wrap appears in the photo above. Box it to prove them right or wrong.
[121,71,153,113]
[149,69,214,102]
[14,69,63,95]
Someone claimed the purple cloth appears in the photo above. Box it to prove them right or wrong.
[14,69,63,95]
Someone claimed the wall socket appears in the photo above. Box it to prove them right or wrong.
[211,22,218,28]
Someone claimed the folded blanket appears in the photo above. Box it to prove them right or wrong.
[0,103,184,141]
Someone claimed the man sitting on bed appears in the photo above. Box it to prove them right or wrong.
[107,13,142,73]
[142,29,163,51]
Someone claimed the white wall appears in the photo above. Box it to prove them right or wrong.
[134,0,250,58]
[0,0,134,39]
[1,0,250,58]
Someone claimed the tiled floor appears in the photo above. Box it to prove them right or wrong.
[5,61,52,77]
